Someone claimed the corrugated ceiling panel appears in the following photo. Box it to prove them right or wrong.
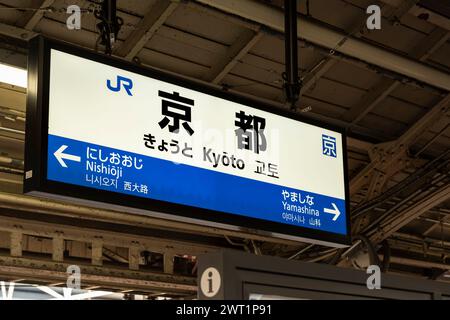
[389,84,442,109]
[304,77,367,108]
[145,25,225,68]
[300,95,348,118]
[0,0,34,7]
[250,35,326,72]
[370,96,427,126]
[138,47,209,79]
[320,60,383,91]
[117,0,156,17]
[399,13,436,34]
[165,3,245,46]
[249,35,284,64]
[429,42,450,70]
[298,0,367,32]
[362,22,428,55]
[222,73,283,101]
[228,53,284,88]
[0,2,26,25]
[358,113,409,138]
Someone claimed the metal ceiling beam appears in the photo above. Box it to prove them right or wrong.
[0,256,197,294]
[347,137,373,152]
[17,0,55,31]
[185,1,260,31]
[418,0,450,20]
[0,22,37,42]
[393,232,450,249]
[382,0,420,24]
[0,192,300,246]
[423,214,450,236]
[387,239,450,260]
[114,0,180,60]
[195,0,450,91]
[361,149,404,201]
[340,81,400,125]
[411,28,450,62]
[369,183,450,244]
[353,148,449,235]
[300,36,357,96]
[379,0,450,31]
[300,59,338,95]
[0,214,218,257]
[384,256,450,271]
[300,0,405,98]
[350,93,450,195]
[341,27,449,126]
[206,29,263,84]
[410,6,450,31]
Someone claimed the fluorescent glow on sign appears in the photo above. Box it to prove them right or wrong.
[35,46,349,244]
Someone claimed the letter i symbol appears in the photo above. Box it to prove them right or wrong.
[208,271,213,293]
[201,267,221,298]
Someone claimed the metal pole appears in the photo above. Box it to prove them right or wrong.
[105,0,117,49]
[95,0,122,55]
[283,0,301,110]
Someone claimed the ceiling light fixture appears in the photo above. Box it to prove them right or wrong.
[0,63,27,88]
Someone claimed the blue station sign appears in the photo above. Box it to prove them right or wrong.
[25,37,351,247]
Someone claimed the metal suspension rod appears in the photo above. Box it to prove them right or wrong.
[283,0,301,111]
[95,0,123,55]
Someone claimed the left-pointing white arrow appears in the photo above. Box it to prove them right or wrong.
[324,203,341,221]
[54,145,81,168]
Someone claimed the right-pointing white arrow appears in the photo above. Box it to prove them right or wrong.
[54,145,81,168]
[324,203,341,221]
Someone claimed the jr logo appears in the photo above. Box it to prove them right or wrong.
[107,75,133,96]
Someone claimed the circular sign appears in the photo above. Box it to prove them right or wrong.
[200,267,221,298]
